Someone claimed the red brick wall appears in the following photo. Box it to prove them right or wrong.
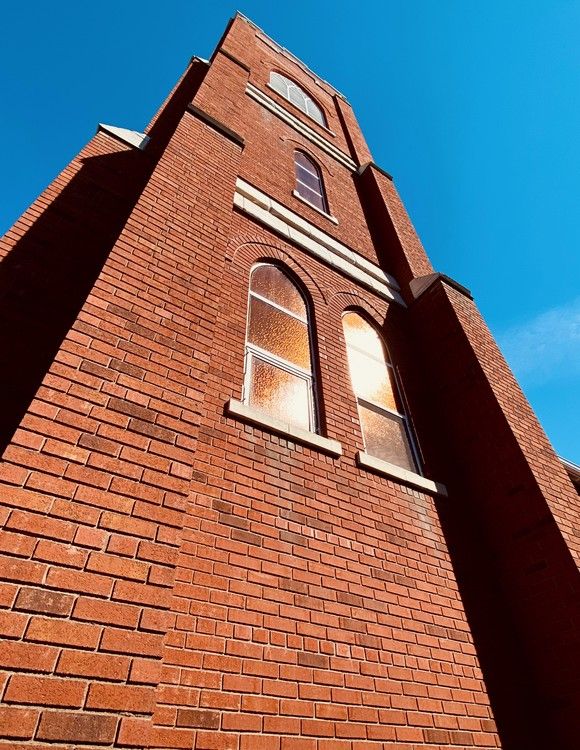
[0,51,243,747]
[156,221,499,749]
[0,11,577,750]
[357,165,435,292]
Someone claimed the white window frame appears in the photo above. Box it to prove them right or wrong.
[243,264,318,433]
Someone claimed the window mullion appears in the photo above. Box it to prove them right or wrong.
[296,178,323,198]
[247,343,312,378]
[249,290,308,323]
[346,341,392,366]
[357,396,405,421]
[296,164,319,178]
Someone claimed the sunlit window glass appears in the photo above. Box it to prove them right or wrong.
[245,264,316,431]
[343,312,418,472]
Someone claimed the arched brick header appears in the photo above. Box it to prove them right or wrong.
[228,236,328,305]
[328,289,387,321]
[281,137,336,177]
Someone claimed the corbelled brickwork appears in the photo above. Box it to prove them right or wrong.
[0,12,578,750]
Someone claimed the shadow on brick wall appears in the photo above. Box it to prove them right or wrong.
[387,292,580,750]
[0,62,206,458]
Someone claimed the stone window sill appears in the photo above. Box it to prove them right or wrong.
[226,399,343,456]
[292,190,339,224]
[356,451,448,496]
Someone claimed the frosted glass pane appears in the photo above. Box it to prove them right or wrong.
[248,297,311,369]
[347,347,398,411]
[343,312,389,362]
[249,358,310,429]
[251,265,306,318]
[359,405,416,471]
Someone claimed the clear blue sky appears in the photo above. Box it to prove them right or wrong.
[1,1,578,460]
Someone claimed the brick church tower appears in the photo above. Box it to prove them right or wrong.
[0,13,579,750]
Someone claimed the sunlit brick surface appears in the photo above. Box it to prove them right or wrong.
[0,12,578,750]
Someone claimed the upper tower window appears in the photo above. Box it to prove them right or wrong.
[244,263,316,431]
[342,311,419,472]
[294,151,327,213]
[269,72,327,127]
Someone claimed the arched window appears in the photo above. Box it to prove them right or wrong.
[245,264,316,431]
[294,151,327,213]
[343,311,419,472]
[269,72,327,127]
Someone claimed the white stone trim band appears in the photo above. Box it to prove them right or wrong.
[357,451,448,496]
[246,83,357,171]
[226,399,343,456]
[234,178,405,305]
[98,124,150,150]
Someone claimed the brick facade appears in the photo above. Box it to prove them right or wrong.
[0,13,578,750]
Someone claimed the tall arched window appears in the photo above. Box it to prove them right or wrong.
[269,72,327,128]
[343,311,419,472]
[245,264,316,431]
[294,151,327,213]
